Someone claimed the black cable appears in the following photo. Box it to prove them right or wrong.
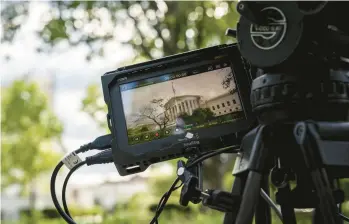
[339,213,349,222]
[76,134,112,154]
[149,145,240,224]
[62,161,86,218]
[150,178,181,224]
[51,148,113,224]
[50,161,77,224]
[187,145,240,169]
[62,150,113,218]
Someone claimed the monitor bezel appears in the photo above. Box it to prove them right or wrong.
[102,44,255,176]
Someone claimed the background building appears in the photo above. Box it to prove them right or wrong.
[164,95,201,122]
[205,92,242,117]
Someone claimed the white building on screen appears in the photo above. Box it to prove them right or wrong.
[131,91,242,130]
[163,92,242,120]
[164,95,201,122]
[204,92,242,116]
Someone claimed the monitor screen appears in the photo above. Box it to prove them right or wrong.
[120,63,245,145]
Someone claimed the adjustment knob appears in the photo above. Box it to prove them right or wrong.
[236,2,304,68]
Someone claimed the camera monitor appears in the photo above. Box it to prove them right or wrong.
[101,44,254,176]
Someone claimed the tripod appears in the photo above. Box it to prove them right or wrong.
[223,121,349,224]
[224,2,349,223]
[176,2,349,224]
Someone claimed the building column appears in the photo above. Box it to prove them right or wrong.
[173,107,176,120]
[169,107,173,121]
[186,100,192,115]
[193,100,197,109]
[168,109,172,122]
[171,107,174,121]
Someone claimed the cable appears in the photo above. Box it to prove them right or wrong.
[76,134,112,153]
[149,145,240,224]
[339,213,349,222]
[150,178,181,224]
[51,147,114,224]
[62,161,86,218]
[62,149,113,218]
[85,149,114,166]
[50,161,77,224]
[187,145,240,169]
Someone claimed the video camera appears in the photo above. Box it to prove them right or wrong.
[101,44,255,176]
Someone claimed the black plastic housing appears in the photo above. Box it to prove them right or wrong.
[101,44,255,176]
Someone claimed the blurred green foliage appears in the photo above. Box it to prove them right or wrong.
[6,199,348,224]
[1,80,63,221]
[1,1,239,59]
[1,80,63,189]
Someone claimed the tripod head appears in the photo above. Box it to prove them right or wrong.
[227,1,349,124]
[235,1,349,68]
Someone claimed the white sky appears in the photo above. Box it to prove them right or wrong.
[0,2,136,180]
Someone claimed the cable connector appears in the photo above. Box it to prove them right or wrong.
[86,149,113,166]
[76,134,112,153]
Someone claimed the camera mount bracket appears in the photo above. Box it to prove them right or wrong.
[176,159,242,213]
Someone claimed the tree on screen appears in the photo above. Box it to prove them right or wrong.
[178,112,192,124]
[179,108,215,126]
[222,70,239,95]
[192,108,215,124]
[133,98,171,132]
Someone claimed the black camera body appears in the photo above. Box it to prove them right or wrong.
[101,44,255,176]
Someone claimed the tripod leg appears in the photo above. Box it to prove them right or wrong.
[235,125,268,224]
[336,179,344,224]
[313,202,343,224]
[294,122,341,224]
[255,175,272,224]
[278,185,297,224]
[236,171,263,224]
[223,175,247,224]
